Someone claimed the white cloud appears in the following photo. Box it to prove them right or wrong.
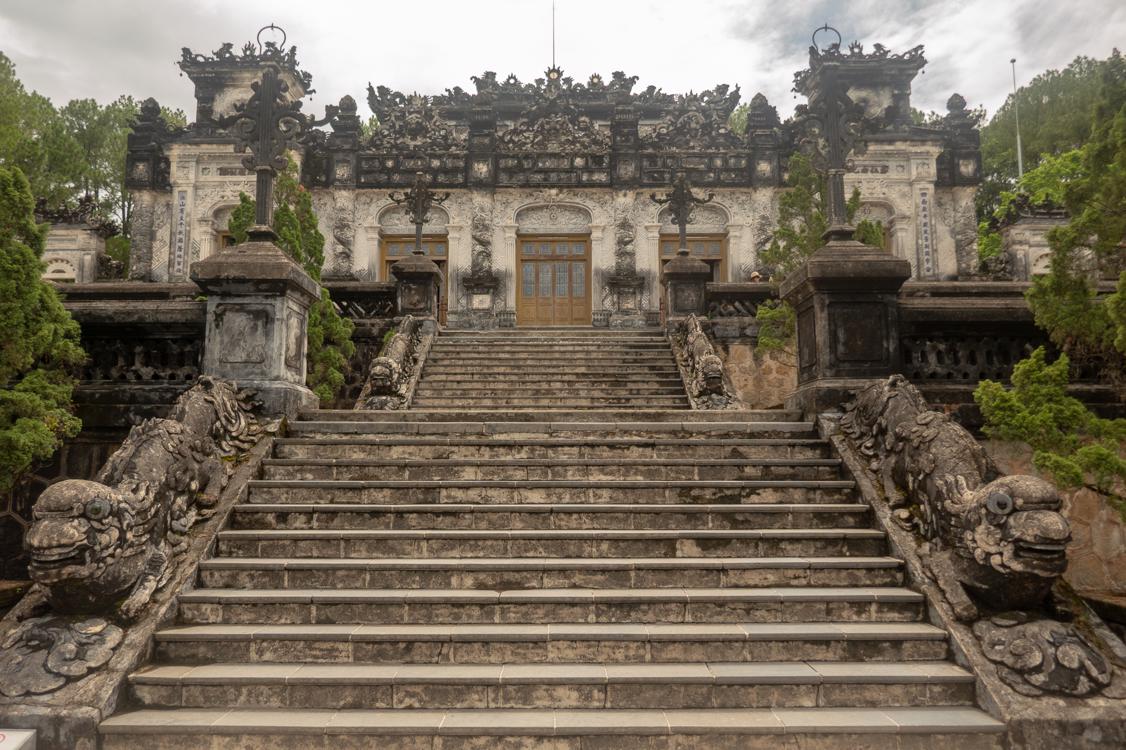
[2,0,1122,122]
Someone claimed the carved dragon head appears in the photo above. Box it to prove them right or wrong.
[943,474,1071,579]
[25,480,141,595]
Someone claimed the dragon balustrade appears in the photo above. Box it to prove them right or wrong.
[839,375,1121,698]
[670,314,742,410]
[0,377,264,697]
[355,315,434,410]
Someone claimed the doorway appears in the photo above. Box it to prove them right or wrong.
[516,236,592,326]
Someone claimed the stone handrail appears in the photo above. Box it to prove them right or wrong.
[0,379,267,697]
[669,314,742,409]
[323,280,398,320]
[704,281,773,318]
[836,375,1122,699]
[354,315,435,409]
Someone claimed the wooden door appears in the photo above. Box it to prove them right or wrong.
[516,237,591,326]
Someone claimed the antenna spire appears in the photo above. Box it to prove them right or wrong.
[552,1,556,68]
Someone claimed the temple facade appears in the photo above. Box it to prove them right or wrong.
[124,35,982,326]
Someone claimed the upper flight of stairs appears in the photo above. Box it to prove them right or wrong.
[412,328,691,410]
[101,403,1003,749]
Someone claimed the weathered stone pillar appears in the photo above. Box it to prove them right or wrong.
[779,239,911,414]
[190,238,320,416]
[661,249,711,319]
[390,252,443,319]
[606,273,647,328]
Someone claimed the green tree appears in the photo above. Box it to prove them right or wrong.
[753,153,883,350]
[0,166,85,490]
[975,148,1087,264]
[975,347,1125,507]
[1025,50,1126,376]
[228,162,355,405]
[728,104,749,135]
[978,54,1112,221]
[0,52,85,206]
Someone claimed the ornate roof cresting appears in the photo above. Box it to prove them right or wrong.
[178,23,313,91]
[365,85,466,152]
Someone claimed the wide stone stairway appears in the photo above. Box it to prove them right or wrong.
[101,333,1004,748]
[413,329,691,410]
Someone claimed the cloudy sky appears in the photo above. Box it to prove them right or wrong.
[2,0,1123,122]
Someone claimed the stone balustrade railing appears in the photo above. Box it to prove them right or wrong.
[322,280,398,319]
[704,281,773,319]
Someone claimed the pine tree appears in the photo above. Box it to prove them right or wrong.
[0,166,85,490]
[228,161,355,405]
[754,153,884,350]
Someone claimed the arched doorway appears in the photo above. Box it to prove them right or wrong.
[514,204,593,326]
[656,203,730,281]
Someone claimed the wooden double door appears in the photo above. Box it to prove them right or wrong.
[516,236,591,326]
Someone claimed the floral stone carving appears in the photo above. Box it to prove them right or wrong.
[973,612,1112,697]
[0,377,262,696]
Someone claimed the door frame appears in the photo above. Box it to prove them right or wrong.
[515,234,593,327]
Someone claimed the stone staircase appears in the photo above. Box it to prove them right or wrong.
[101,378,1004,747]
[412,329,691,410]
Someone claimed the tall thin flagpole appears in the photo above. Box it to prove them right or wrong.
[1011,57,1024,179]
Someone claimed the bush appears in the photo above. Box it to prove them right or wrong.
[974,347,1125,501]
[0,166,85,490]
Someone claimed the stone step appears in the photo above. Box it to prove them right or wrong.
[420,363,682,373]
[153,621,952,665]
[417,377,687,387]
[300,409,801,423]
[273,437,832,461]
[100,707,1006,750]
[288,421,818,439]
[199,556,904,589]
[177,587,924,625]
[246,478,855,505]
[425,353,679,362]
[412,386,690,398]
[231,501,865,530]
[440,329,665,338]
[129,660,975,710]
[216,528,886,560]
[259,458,843,482]
[409,397,692,408]
[428,342,673,351]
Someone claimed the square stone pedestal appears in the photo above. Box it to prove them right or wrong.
[780,239,912,414]
[191,238,321,416]
[391,252,443,319]
[605,272,648,328]
[661,249,711,318]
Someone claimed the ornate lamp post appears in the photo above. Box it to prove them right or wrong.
[226,25,335,241]
[190,24,326,416]
[651,173,714,318]
[388,171,449,318]
[778,26,914,414]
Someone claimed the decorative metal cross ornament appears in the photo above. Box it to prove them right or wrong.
[650,173,714,254]
[791,24,870,242]
[389,172,451,255]
[228,25,335,240]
